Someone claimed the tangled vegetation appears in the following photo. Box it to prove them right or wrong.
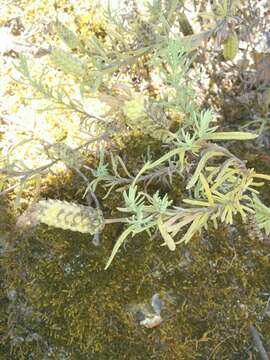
[0,0,270,358]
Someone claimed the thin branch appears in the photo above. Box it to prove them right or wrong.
[250,325,269,360]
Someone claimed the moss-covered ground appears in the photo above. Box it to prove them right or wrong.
[0,137,270,360]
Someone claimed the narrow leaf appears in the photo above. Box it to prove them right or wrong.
[169,214,198,237]
[157,217,176,251]
[253,173,270,181]
[204,132,258,141]
[105,226,135,269]
[199,173,214,205]
[186,151,225,189]
[183,199,212,207]
[176,212,209,244]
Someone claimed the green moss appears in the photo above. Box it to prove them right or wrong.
[1,138,270,359]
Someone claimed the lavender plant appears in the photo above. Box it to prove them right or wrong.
[5,0,270,270]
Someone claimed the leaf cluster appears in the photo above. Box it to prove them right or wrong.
[4,1,270,271]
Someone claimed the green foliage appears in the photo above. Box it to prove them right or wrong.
[104,135,270,268]
[149,38,197,117]
[47,142,83,169]
[1,2,270,359]
[253,194,270,235]
[50,48,86,78]
[3,0,270,271]
[54,20,84,50]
